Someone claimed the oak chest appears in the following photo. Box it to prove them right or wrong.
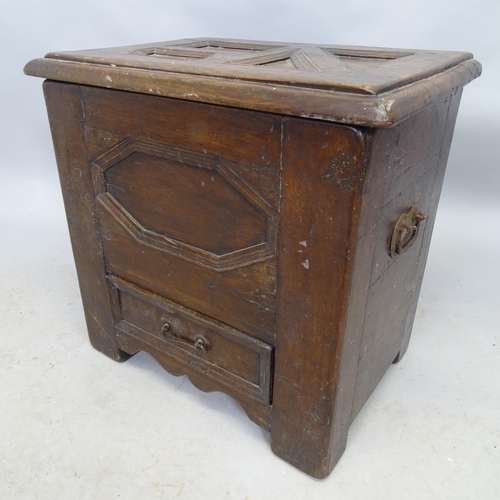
[25,38,480,478]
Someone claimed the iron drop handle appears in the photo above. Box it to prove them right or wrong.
[390,204,427,257]
[162,321,209,354]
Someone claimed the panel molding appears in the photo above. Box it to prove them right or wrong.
[92,138,277,272]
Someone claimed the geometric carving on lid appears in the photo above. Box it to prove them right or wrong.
[131,41,417,83]
[125,42,427,92]
[26,37,480,125]
[126,39,429,94]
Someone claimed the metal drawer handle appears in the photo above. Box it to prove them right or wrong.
[390,204,427,257]
[161,321,209,354]
[161,321,174,334]
[194,337,209,354]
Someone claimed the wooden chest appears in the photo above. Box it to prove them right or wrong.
[25,38,480,478]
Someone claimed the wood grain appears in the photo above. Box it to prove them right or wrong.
[81,86,282,170]
[25,38,481,127]
[270,117,367,478]
[98,200,276,342]
[43,81,129,362]
[350,93,462,418]
[105,152,268,255]
[111,277,273,403]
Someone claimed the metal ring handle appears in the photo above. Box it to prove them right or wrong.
[390,204,427,257]
[161,321,209,355]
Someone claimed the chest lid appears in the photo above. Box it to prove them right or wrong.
[24,37,481,127]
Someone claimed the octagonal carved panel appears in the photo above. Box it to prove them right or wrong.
[92,138,277,271]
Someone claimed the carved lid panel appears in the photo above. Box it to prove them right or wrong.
[25,38,481,127]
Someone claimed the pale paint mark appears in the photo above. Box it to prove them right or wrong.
[105,75,112,82]
[299,240,307,247]
[301,259,310,269]
[374,98,395,123]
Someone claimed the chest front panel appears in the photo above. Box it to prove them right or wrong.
[82,86,281,345]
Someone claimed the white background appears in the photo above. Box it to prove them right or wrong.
[1,1,499,499]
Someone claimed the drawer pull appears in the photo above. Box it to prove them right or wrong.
[161,321,174,334]
[161,320,209,354]
[194,337,209,354]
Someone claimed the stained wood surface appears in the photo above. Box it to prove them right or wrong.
[395,90,464,363]
[81,86,279,343]
[111,277,273,404]
[350,92,463,418]
[116,328,273,431]
[270,92,466,478]
[98,203,277,343]
[42,80,277,432]
[42,81,129,362]
[81,86,282,174]
[105,152,268,255]
[24,38,481,127]
[35,38,473,94]
[270,118,367,478]
[91,137,277,272]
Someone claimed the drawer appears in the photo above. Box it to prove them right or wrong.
[108,277,274,404]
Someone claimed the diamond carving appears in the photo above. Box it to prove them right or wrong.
[127,39,420,95]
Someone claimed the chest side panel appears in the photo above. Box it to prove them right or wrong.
[351,92,463,418]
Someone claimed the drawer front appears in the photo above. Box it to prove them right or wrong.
[82,86,280,342]
[109,277,274,404]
